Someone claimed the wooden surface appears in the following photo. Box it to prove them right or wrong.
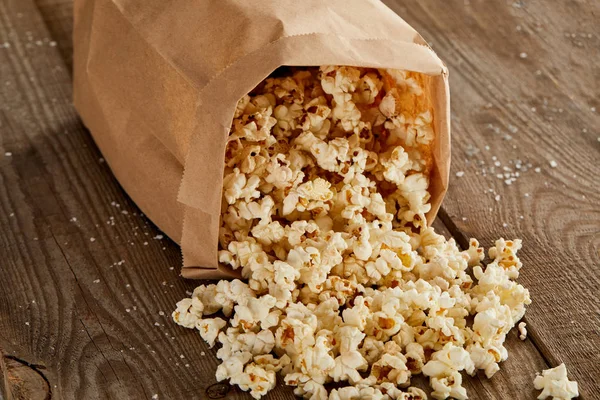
[0,0,597,399]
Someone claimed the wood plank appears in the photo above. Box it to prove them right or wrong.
[8,0,587,399]
[1,355,50,400]
[34,0,73,71]
[383,0,600,397]
[0,0,292,399]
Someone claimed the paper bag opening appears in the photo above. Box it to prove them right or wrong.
[73,0,450,279]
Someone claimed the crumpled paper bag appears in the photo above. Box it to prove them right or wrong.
[73,0,450,279]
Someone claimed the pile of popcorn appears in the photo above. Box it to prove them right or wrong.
[173,66,536,399]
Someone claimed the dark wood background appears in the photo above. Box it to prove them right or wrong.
[0,0,598,399]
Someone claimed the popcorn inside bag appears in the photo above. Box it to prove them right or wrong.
[173,66,531,400]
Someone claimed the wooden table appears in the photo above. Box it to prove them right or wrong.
[0,0,598,399]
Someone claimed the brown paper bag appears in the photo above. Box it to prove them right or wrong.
[73,0,450,279]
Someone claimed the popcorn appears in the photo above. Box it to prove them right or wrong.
[174,66,534,399]
[488,238,523,278]
[518,321,527,340]
[534,363,579,400]
[232,363,277,399]
[223,168,261,204]
[251,221,285,246]
[465,238,484,267]
[422,343,475,399]
[283,178,333,216]
[231,295,280,331]
[370,353,410,385]
[197,318,227,347]
[214,279,255,316]
[172,298,203,329]
[215,351,252,382]
[330,326,368,383]
[328,387,360,400]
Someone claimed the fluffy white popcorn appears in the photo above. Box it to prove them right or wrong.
[488,238,523,278]
[328,386,360,400]
[467,343,501,379]
[237,195,276,223]
[342,296,372,330]
[197,318,227,348]
[232,295,280,331]
[370,353,410,385]
[174,66,534,399]
[518,321,528,340]
[330,326,368,383]
[214,279,255,316]
[465,238,484,267]
[429,370,468,400]
[222,168,261,204]
[251,221,285,246]
[231,362,277,399]
[172,298,203,329]
[534,363,579,400]
[215,350,252,382]
[423,343,475,399]
[253,354,291,373]
[293,334,336,384]
[283,178,333,216]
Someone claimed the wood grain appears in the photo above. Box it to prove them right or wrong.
[0,0,292,398]
[0,0,594,399]
[383,0,600,397]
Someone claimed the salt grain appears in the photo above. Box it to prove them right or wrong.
[549,160,558,168]
[93,279,100,283]
[519,52,528,59]
[455,171,465,177]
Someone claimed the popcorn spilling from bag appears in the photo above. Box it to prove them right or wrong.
[173,66,535,399]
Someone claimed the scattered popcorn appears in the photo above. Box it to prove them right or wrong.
[534,363,579,400]
[518,321,527,340]
[174,66,532,399]
[198,318,227,347]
